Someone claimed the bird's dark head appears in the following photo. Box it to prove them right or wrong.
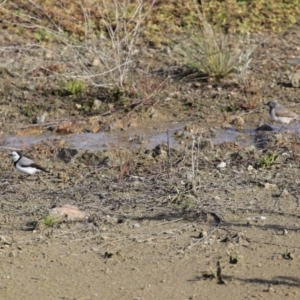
[266,100,277,109]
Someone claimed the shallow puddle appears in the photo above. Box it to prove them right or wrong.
[2,121,300,151]
[1,123,183,151]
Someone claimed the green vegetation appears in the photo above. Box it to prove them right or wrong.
[225,103,240,112]
[34,29,55,42]
[20,105,38,117]
[41,215,59,227]
[65,79,86,95]
[256,153,278,169]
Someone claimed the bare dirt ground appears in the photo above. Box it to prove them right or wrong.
[2,25,300,300]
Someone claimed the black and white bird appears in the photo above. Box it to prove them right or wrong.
[10,151,49,175]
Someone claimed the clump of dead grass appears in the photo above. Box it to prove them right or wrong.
[177,22,253,81]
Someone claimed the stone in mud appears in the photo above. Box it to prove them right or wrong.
[56,121,76,134]
[49,204,89,221]
[289,70,300,88]
[217,161,226,168]
[264,183,277,189]
[0,235,12,245]
[195,139,214,149]
[92,57,100,66]
[230,116,245,127]
[57,148,78,163]
[79,151,109,166]
[150,144,168,158]
[92,99,102,110]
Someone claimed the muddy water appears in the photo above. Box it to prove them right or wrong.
[1,123,182,150]
[2,121,300,151]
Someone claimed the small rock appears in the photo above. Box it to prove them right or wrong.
[186,173,193,182]
[247,216,266,221]
[174,130,188,139]
[92,99,102,110]
[280,188,289,196]
[245,145,256,152]
[49,204,89,221]
[33,112,48,124]
[0,236,11,245]
[92,57,100,66]
[132,223,140,229]
[264,183,277,189]
[57,172,68,180]
[290,70,300,87]
[163,230,174,234]
[217,161,226,168]
[90,126,101,133]
[149,108,159,119]
[248,165,254,171]
[8,251,16,257]
[199,230,207,238]
[196,139,214,149]
[44,51,52,59]
[56,121,76,134]
[230,116,245,126]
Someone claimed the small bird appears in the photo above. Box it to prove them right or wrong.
[266,100,300,132]
[10,151,49,175]
[266,100,300,125]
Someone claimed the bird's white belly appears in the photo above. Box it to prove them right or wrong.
[275,116,293,124]
[16,165,40,175]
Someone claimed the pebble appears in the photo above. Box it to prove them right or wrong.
[230,116,245,126]
[92,57,100,66]
[163,230,174,234]
[199,230,207,238]
[92,99,102,110]
[217,161,226,168]
[290,70,300,87]
[264,183,277,189]
[49,204,88,221]
[0,236,11,245]
[280,188,289,196]
[247,216,266,221]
